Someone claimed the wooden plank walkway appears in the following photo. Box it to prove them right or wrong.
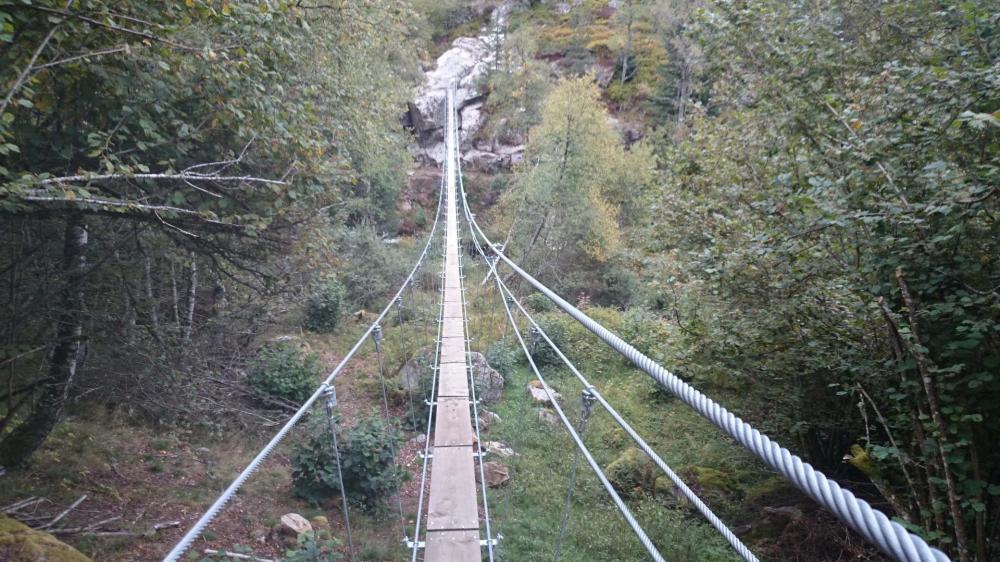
[424,88,481,562]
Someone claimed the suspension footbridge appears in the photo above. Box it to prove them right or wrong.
[162,85,953,562]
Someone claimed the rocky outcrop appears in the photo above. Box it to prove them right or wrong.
[399,347,435,392]
[470,351,504,404]
[407,2,525,167]
[482,441,516,458]
[0,514,90,562]
[278,513,312,537]
[478,461,511,488]
[537,408,559,425]
[527,379,562,407]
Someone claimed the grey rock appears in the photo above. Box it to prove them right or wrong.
[478,461,511,488]
[527,380,563,407]
[278,513,312,537]
[537,408,559,425]
[470,351,504,404]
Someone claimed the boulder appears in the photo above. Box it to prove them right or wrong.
[462,149,503,172]
[399,347,435,392]
[527,380,562,407]
[478,411,492,432]
[482,441,516,458]
[278,513,312,537]
[478,461,511,488]
[470,352,504,404]
[537,408,559,425]
[0,514,91,562]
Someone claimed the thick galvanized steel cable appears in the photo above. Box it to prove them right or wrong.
[494,273,667,562]
[494,278,759,562]
[457,182,952,562]
[456,160,757,561]
[408,218,445,562]
[448,87,497,561]
[163,162,446,562]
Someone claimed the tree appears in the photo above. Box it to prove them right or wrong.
[0,0,417,465]
[498,77,653,303]
[638,1,1000,559]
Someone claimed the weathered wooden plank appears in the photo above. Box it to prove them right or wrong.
[441,319,465,340]
[437,363,469,397]
[440,336,466,364]
[426,446,479,531]
[425,530,481,561]
[443,300,463,318]
[434,397,474,447]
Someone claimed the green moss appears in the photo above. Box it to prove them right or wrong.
[605,447,657,496]
[685,466,736,494]
[0,514,91,562]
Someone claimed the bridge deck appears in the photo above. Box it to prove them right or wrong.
[424,89,480,562]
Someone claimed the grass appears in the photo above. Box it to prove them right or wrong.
[0,233,775,561]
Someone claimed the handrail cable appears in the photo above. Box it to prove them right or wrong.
[493,265,667,562]
[163,161,446,562]
[455,148,952,562]
[450,86,497,561]
[454,136,755,560]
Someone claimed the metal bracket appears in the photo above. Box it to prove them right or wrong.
[322,384,338,409]
[403,537,425,550]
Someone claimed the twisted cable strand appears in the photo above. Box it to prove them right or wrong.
[163,161,446,562]
[456,169,951,562]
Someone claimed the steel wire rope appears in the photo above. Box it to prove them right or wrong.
[493,272,667,562]
[163,152,447,562]
[456,203,760,561]
[370,325,408,542]
[408,130,452,562]
[452,107,523,548]
[454,153,664,558]
[494,279,758,562]
[454,145,952,562]
[453,156,752,560]
[408,225,446,562]
[449,87,497,560]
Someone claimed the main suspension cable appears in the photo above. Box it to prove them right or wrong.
[454,145,951,562]
[163,156,446,562]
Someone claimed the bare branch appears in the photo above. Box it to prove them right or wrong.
[38,172,286,187]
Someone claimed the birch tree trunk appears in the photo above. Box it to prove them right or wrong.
[183,254,197,342]
[0,216,87,466]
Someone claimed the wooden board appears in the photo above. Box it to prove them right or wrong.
[437,363,469,397]
[442,300,463,319]
[434,397,474,446]
[426,446,479,531]
[425,530,481,561]
[440,336,466,364]
[441,320,465,341]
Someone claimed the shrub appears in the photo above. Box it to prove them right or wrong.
[305,280,345,332]
[250,343,319,402]
[524,292,555,313]
[485,340,517,378]
[528,318,565,368]
[292,415,404,511]
[283,532,343,562]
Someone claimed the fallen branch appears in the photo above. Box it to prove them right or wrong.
[41,494,86,529]
[49,515,122,535]
[204,550,275,562]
